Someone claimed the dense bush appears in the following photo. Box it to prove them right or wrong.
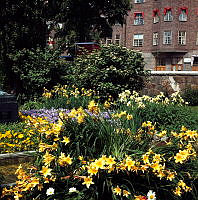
[182,88,198,106]
[8,48,67,102]
[65,44,147,100]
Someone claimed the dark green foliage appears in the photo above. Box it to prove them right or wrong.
[66,44,146,100]
[182,88,198,106]
[0,0,47,93]
[136,103,198,131]
[48,0,131,42]
[8,48,67,102]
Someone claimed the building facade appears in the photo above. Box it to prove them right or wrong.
[107,0,198,71]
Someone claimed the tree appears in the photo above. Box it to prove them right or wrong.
[0,0,47,92]
[47,0,131,43]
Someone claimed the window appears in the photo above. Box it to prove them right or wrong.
[106,37,112,45]
[133,34,143,47]
[153,32,159,45]
[179,7,188,21]
[115,34,121,45]
[134,0,144,3]
[163,31,172,44]
[178,31,186,45]
[196,32,198,45]
[134,12,144,25]
[153,9,160,23]
[164,8,173,21]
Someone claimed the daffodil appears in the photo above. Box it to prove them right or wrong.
[61,136,70,145]
[113,186,122,196]
[123,189,131,197]
[40,166,52,177]
[82,176,94,188]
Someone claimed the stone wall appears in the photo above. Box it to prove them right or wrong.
[142,75,198,96]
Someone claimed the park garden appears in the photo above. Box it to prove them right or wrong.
[0,45,198,200]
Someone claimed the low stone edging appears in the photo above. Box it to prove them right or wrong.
[0,151,36,166]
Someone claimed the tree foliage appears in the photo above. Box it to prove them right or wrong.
[0,0,47,91]
[48,0,131,42]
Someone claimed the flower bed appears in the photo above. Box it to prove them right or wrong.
[0,86,197,200]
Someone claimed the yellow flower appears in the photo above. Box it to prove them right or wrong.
[126,114,133,120]
[87,165,98,175]
[173,186,182,196]
[151,163,164,172]
[123,189,131,197]
[78,156,83,160]
[105,156,116,166]
[113,186,122,195]
[61,136,70,145]
[40,166,52,177]
[104,101,111,109]
[152,154,162,163]
[43,151,55,166]
[82,177,94,188]
[125,157,136,171]
[88,100,100,114]
[58,152,72,166]
[174,150,189,164]
[77,115,85,124]
[93,158,105,169]
[142,154,150,164]
[166,171,176,181]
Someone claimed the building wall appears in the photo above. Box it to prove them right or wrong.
[109,0,198,70]
[142,75,198,96]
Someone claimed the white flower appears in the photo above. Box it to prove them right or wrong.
[69,187,78,193]
[147,190,156,200]
[46,187,55,196]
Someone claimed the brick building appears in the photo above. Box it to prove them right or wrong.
[107,0,198,71]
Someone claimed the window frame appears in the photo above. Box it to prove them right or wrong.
[106,37,112,45]
[153,9,160,23]
[114,34,121,45]
[178,31,186,45]
[134,12,144,25]
[134,0,144,3]
[163,31,172,45]
[179,8,188,22]
[164,8,173,21]
[196,32,198,45]
[153,32,159,46]
[133,34,144,47]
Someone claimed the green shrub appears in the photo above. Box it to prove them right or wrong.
[65,44,147,100]
[133,103,198,131]
[182,88,198,106]
[8,48,68,102]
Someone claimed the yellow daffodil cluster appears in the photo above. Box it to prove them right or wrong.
[113,186,131,197]
[140,121,156,137]
[42,85,94,99]
[79,152,179,190]
[0,129,35,153]
[118,90,187,107]
[21,114,63,139]
[59,107,88,124]
[173,180,192,196]
[88,100,100,115]
[112,111,133,120]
